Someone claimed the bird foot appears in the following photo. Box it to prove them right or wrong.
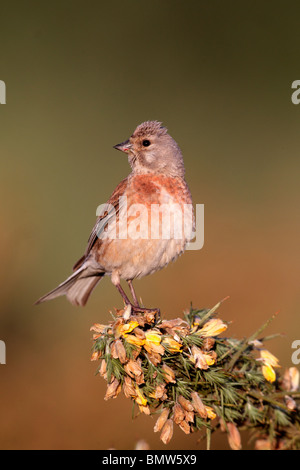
[132,305,160,315]
[123,303,160,321]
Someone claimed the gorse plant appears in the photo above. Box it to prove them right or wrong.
[91,299,300,450]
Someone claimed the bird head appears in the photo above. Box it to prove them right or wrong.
[114,120,185,178]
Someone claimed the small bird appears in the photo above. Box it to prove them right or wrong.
[36,121,194,313]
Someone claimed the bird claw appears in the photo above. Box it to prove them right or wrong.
[126,304,161,321]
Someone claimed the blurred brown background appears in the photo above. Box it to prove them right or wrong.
[0,0,299,450]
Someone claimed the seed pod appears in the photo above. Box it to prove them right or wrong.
[162,364,176,383]
[227,422,242,450]
[179,420,190,434]
[283,367,300,392]
[135,371,145,385]
[160,419,173,445]
[134,327,146,340]
[99,359,107,379]
[139,405,150,415]
[178,395,194,412]
[285,395,297,410]
[162,337,182,353]
[124,359,143,378]
[196,318,227,337]
[173,403,185,424]
[144,342,165,355]
[191,346,215,370]
[184,410,195,423]
[123,376,136,399]
[154,408,169,433]
[90,324,107,333]
[90,350,101,361]
[147,352,162,366]
[191,392,207,419]
[110,341,118,359]
[254,439,272,450]
[114,339,127,364]
[144,311,156,324]
[104,377,121,400]
[149,383,167,401]
[202,337,216,351]
[122,304,131,321]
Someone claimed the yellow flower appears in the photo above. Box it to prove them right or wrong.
[119,320,139,337]
[191,346,216,370]
[144,331,165,355]
[135,386,147,406]
[262,363,276,383]
[145,331,162,345]
[162,337,182,353]
[203,353,215,366]
[260,349,280,368]
[205,406,217,420]
[260,349,280,383]
[196,319,227,337]
[192,316,201,326]
[125,334,145,347]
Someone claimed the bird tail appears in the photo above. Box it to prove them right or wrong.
[35,264,104,307]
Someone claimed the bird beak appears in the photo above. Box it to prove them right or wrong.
[113,139,132,153]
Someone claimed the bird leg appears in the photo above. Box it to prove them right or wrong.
[115,283,132,306]
[127,280,139,307]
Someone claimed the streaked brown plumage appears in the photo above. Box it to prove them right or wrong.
[36,121,194,312]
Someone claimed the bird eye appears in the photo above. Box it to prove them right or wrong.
[142,139,151,147]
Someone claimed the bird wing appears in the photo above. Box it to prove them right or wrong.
[72,176,129,271]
